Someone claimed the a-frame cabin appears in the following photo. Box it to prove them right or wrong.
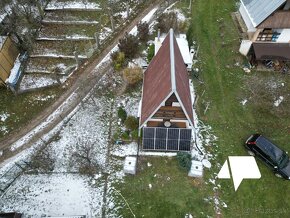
[139,29,194,151]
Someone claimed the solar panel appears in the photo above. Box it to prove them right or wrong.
[142,127,191,151]
[143,138,154,149]
[143,127,155,139]
[167,139,178,150]
[179,140,191,151]
[168,129,179,140]
[180,129,191,140]
[155,139,166,150]
[156,128,167,139]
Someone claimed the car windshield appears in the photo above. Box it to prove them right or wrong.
[278,152,289,168]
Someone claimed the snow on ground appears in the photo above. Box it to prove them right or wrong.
[36,37,94,41]
[0,174,104,217]
[274,96,284,107]
[117,93,141,117]
[0,112,10,122]
[42,20,99,25]
[33,95,56,102]
[46,0,101,10]
[0,80,118,217]
[129,7,158,36]
[30,54,87,59]
[19,74,68,92]
[49,95,110,172]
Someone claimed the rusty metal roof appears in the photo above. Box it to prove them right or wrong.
[140,29,194,128]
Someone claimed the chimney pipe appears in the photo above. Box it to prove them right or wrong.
[158,28,160,41]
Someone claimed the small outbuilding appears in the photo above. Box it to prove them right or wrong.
[0,36,19,86]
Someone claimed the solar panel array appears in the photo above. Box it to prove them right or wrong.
[143,127,191,151]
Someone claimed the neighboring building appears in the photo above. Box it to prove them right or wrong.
[0,36,19,86]
[155,31,193,71]
[0,213,22,218]
[139,29,194,152]
[238,0,290,60]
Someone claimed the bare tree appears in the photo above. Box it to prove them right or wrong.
[28,145,56,173]
[71,138,100,175]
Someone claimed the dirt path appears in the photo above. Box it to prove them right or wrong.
[0,0,164,163]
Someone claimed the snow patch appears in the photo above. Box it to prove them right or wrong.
[274,96,284,107]
[0,112,10,122]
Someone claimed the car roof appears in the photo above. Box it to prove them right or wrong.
[256,136,284,161]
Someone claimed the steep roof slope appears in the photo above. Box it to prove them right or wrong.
[140,29,193,128]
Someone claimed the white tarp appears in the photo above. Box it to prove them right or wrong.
[239,40,252,56]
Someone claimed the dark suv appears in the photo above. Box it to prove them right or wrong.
[245,134,290,180]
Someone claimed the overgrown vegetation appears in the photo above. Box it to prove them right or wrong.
[117,106,127,123]
[176,152,192,171]
[118,33,139,59]
[111,51,126,71]
[147,44,155,63]
[137,21,149,42]
[122,67,143,86]
[124,115,139,131]
[0,0,47,52]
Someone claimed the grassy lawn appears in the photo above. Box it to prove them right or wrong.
[114,0,290,217]
[0,86,61,140]
[32,40,95,56]
[25,57,76,73]
[114,156,214,218]
[188,0,290,217]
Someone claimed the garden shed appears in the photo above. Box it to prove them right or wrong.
[0,36,19,86]
[139,29,194,151]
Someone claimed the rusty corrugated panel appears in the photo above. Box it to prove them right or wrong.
[253,42,290,60]
[258,11,290,29]
[140,34,172,126]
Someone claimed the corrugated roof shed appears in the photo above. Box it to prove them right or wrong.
[140,29,194,128]
[241,0,286,27]
[258,11,290,28]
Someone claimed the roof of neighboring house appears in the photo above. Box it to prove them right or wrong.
[253,42,290,60]
[140,29,194,128]
[258,11,290,28]
[241,0,286,27]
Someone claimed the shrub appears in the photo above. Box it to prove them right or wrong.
[147,44,155,63]
[121,131,130,140]
[111,51,126,70]
[137,21,149,42]
[131,129,139,141]
[123,67,143,86]
[176,152,191,171]
[124,116,139,131]
[118,33,139,59]
[156,12,178,33]
[117,106,127,123]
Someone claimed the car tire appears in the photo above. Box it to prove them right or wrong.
[275,173,282,178]
[248,150,255,156]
